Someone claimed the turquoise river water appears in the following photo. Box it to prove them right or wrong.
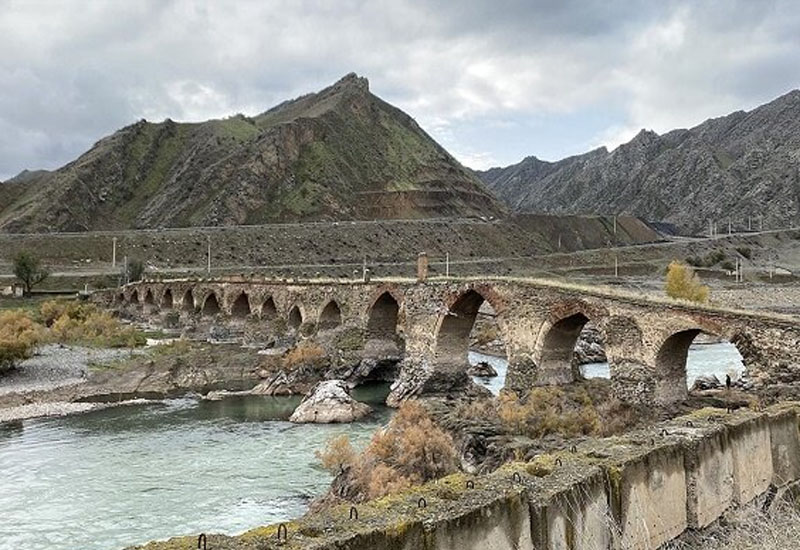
[1,343,743,550]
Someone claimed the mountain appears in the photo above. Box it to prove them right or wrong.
[478,90,800,234]
[0,74,504,232]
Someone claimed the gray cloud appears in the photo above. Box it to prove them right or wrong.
[1,0,799,179]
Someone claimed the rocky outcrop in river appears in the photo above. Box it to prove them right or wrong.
[289,380,371,423]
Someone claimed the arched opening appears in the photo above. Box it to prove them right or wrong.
[182,289,195,312]
[435,290,486,369]
[202,294,221,317]
[231,292,251,318]
[288,305,303,330]
[131,289,141,305]
[162,289,174,309]
[319,300,342,329]
[467,300,508,394]
[261,297,277,319]
[367,292,399,341]
[575,321,608,380]
[655,329,699,403]
[655,329,745,403]
[116,292,125,304]
[538,313,590,384]
[143,289,155,308]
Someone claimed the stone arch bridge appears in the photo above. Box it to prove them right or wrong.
[111,277,800,405]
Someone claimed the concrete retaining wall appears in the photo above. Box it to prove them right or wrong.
[132,404,800,550]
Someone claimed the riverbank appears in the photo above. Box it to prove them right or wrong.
[0,341,272,422]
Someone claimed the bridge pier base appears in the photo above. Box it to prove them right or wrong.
[386,358,488,407]
[610,359,658,405]
[504,357,539,396]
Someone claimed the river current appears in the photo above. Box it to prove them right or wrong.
[0,343,743,550]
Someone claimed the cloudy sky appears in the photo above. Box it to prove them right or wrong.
[1,0,799,180]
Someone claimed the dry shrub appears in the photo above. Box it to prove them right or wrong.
[283,342,327,369]
[497,387,601,439]
[39,300,90,327]
[316,434,357,475]
[665,260,710,303]
[0,310,44,372]
[317,400,458,501]
[674,501,800,550]
[49,307,145,348]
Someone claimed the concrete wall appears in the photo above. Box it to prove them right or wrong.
[131,405,800,550]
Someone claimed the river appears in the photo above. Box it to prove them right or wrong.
[1,342,742,550]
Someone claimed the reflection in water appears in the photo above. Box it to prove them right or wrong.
[0,392,391,550]
[471,342,746,394]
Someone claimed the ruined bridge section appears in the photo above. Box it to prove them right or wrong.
[113,277,800,405]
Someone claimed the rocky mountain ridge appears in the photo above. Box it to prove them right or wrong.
[478,90,800,234]
[0,74,504,232]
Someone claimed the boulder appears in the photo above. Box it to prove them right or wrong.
[467,361,498,378]
[691,374,722,391]
[289,380,371,423]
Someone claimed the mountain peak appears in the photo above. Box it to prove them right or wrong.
[332,72,369,93]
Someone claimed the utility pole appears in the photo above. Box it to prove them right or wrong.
[123,256,129,284]
[728,220,732,235]
[614,255,619,278]
[362,256,367,280]
[112,237,117,269]
[748,216,752,231]
[557,234,562,250]
[206,235,211,275]
[445,252,450,278]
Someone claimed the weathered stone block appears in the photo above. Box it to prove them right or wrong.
[768,407,800,486]
[728,414,773,505]
[682,426,736,528]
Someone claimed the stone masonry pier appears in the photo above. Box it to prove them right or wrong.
[131,404,800,550]
[112,276,800,405]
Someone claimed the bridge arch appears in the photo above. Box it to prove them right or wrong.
[319,300,342,330]
[181,289,195,312]
[143,288,155,307]
[131,288,141,305]
[434,286,505,369]
[652,326,746,404]
[261,296,277,319]
[201,293,222,317]
[288,304,304,330]
[534,302,607,384]
[162,289,174,309]
[230,292,252,318]
[367,291,400,341]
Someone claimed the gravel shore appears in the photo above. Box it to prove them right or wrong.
[0,345,143,422]
[0,344,139,396]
